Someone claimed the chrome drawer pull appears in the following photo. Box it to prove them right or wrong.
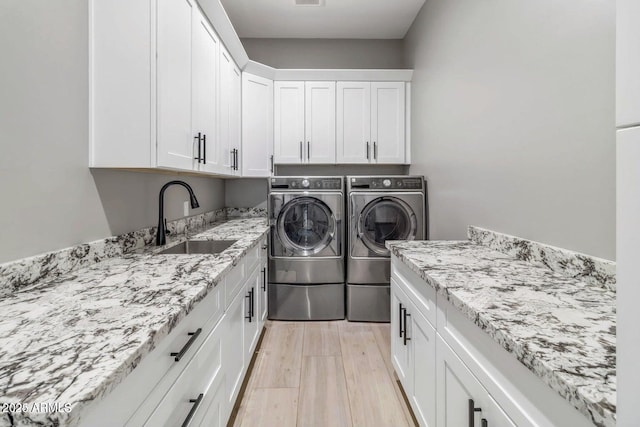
[170,328,202,362]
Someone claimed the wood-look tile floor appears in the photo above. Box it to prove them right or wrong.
[230,321,417,427]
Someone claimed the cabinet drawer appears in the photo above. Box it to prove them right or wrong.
[225,258,246,307]
[139,315,226,427]
[391,258,437,327]
[78,283,224,427]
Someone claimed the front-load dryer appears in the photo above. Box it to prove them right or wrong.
[347,176,426,322]
[268,176,345,320]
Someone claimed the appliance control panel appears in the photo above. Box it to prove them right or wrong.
[270,177,343,191]
[348,176,424,191]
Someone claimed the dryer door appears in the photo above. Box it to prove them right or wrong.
[275,196,338,256]
[357,196,417,256]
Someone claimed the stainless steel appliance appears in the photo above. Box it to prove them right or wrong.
[347,176,426,322]
[268,176,345,320]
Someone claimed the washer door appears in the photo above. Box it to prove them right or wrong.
[277,196,336,256]
[357,197,417,255]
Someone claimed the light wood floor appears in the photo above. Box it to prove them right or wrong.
[230,321,417,427]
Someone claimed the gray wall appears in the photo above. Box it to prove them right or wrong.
[241,38,405,69]
[225,179,269,209]
[0,0,225,264]
[404,0,615,259]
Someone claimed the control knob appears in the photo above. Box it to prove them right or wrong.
[301,179,310,188]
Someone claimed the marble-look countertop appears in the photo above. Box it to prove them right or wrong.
[387,240,616,427]
[0,218,269,427]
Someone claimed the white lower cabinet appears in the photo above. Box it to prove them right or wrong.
[391,276,436,427]
[224,285,246,408]
[257,241,268,326]
[79,242,267,427]
[390,257,595,427]
[436,334,515,427]
[142,318,225,427]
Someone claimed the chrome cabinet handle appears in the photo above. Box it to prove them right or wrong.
[270,155,274,173]
[307,141,310,160]
[170,328,202,362]
[299,141,303,161]
[373,141,377,160]
[468,399,482,427]
[366,141,370,160]
[181,393,204,427]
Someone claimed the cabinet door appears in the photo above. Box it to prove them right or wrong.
[436,335,516,427]
[218,45,234,174]
[274,81,305,164]
[192,8,221,174]
[242,73,274,176]
[336,82,371,163]
[224,289,245,407]
[156,0,196,171]
[243,271,260,362]
[391,279,412,390]
[305,82,336,164]
[371,82,405,164]
[229,64,242,176]
[410,309,436,427]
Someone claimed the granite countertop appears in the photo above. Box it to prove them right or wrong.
[0,217,269,427]
[386,240,616,427]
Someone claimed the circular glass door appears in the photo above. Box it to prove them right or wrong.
[277,197,335,255]
[358,197,417,255]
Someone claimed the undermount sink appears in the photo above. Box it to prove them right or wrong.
[158,240,237,255]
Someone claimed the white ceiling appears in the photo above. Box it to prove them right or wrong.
[219,0,426,39]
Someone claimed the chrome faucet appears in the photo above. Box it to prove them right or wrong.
[156,180,200,246]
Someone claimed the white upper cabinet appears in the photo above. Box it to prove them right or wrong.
[90,0,242,176]
[337,82,371,164]
[337,81,407,164]
[371,82,406,163]
[305,82,336,163]
[274,82,305,164]
[156,0,196,171]
[242,73,274,177]
[274,81,336,164]
[192,8,221,174]
[218,45,241,175]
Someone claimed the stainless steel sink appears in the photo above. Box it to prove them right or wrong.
[158,240,237,255]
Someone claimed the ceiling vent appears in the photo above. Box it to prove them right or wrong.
[294,0,323,6]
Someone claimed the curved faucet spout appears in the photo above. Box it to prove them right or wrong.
[156,180,200,246]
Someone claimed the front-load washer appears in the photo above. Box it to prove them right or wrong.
[347,176,426,322]
[268,176,345,320]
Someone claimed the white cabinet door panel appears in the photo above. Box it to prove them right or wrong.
[337,82,371,163]
[274,81,305,164]
[224,289,245,407]
[411,309,436,427]
[242,73,274,176]
[391,278,412,390]
[230,64,242,175]
[218,46,234,174]
[192,9,220,173]
[305,82,336,163]
[372,82,405,164]
[436,334,516,427]
[156,0,195,170]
